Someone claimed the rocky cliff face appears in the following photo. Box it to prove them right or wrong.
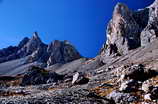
[46,40,81,66]
[140,0,158,46]
[101,0,158,58]
[101,3,140,57]
[0,32,81,66]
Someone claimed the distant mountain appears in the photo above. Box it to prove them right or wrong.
[0,32,81,67]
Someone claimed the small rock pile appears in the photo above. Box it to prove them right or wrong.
[106,64,158,103]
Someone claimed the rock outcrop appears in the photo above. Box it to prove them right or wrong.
[101,0,158,58]
[140,0,158,46]
[46,40,81,66]
[101,3,140,57]
[21,66,64,86]
[18,32,47,58]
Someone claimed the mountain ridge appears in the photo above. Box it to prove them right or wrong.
[0,32,81,67]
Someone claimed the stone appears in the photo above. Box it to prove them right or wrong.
[144,94,152,101]
[0,87,113,104]
[151,86,158,99]
[117,74,126,83]
[142,81,153,93]
[118,64,157,81]
[21,66,64,86]
[141,29,157,47]
[125,64,145,81]
[107,90,137,103]
[140,0,158,46]
[141,102,150,104]
[72,72,80,84]
[72,72,89,85]
[119,79,139,92]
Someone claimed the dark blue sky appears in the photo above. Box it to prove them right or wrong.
[0,0,154,57]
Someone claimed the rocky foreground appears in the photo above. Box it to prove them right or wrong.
[1,0,158,104]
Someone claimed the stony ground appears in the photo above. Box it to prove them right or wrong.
[1,61,158,104]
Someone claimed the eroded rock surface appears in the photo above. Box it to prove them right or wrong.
[101,3,140,57]
[101,0,158,60]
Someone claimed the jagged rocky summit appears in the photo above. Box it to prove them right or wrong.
[0,32,81,67]
[101,0,158,58]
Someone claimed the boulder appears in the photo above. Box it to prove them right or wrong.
[72,72,80,84]
[107,90,137,104]
[21,66,64,86]
[118,64,157,81]
[151,86,158,99]
[144,93,152,101]
[119,79,139,92]
[72,72,89,85]
[142,86,158,100]
[142,81,153,93]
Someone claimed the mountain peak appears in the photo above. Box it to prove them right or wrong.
[30,32,42,43]
[114,3,130,15]
[63,40,71,45]
[100,2,140,57]
[28,32,43,45]
[100,0,158,63]
[32,32,40,39]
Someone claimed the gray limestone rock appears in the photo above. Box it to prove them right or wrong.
[140,0,158,46]
[100,0,158,61]
[107,90,137,104]
[101,3,140,57]
[47,40,81,66]
[20,66,64,86]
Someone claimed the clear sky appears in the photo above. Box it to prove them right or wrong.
[0,0,154,57]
